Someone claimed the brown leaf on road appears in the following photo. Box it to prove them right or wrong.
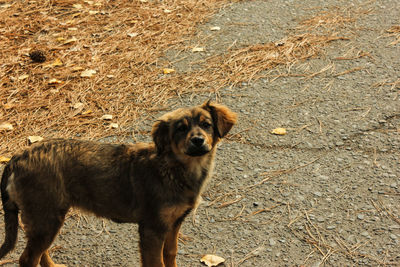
[200,254,225,266]
[270,127,287,135]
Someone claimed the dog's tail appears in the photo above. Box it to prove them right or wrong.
[0,160,19,259]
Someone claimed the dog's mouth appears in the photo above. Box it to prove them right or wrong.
[185,146,210,157]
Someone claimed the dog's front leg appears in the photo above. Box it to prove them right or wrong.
[139,223,166,267]
[162,223,181,267]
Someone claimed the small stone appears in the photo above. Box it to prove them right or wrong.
[253,202,259,207]
[327,225,336,230]
[361,231,371,238]
[297,195,305,201]
[235,167,244,171]
[390,234,397,240]
[319,175,329,180]
[336,141,344,146]
[269,238,276,246]
[313,192,322,197]
[357,214,365,220]
[311,262,322,267]
[347,235,357,243]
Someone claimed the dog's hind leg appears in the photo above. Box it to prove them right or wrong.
[19,211,67,267]
[40,250,67,267]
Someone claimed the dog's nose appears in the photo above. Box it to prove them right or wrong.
[190,136,205,147]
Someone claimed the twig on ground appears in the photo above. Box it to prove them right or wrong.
[235,244,265,266]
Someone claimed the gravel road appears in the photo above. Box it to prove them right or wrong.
[1,0,399,266]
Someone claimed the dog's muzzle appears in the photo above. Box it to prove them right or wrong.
[185,136,210,156]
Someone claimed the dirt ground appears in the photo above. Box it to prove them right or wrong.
[1,0,399,266]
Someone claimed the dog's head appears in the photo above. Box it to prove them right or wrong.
[151,101,237,158]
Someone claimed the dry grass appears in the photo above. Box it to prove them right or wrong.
[385,25,400,45]
[289,213,399,266]
[0,2,367,157]
[0,0,229,155]
[0,0,376,168]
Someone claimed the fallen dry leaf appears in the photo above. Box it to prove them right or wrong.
[270,127,287,135]
[109,123,119,129]
[0,122,13,131]
[48,78,63,85]
[101,114,113,120]
[0,4,12,8]
[127,32,139,37]
[3,103,14,110]
[52,58,63,66]
[0,156,11,163]
[82,109,93,115]
[200,254,225,267]
[69,103,85,117]
[28,136,44,144]
[63,37,77,45]
[73,102,84,109]
[192,47,205,52]
[72,66,84,72]
[163,68,175,74]
[44,58,63,68]
[80,69,96,77]
[18,74,29,80]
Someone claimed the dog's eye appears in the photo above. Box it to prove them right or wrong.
[177,124,188,132]
[201,121,212,129]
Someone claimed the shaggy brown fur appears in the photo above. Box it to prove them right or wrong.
[0,101,237,267]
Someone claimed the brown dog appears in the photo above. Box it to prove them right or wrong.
[0,101,237,267]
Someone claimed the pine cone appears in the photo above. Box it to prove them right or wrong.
[29,50,46,63]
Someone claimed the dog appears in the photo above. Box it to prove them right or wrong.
[0,101,237,267]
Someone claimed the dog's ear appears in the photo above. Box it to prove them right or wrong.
[151,118,170,154]
[202,100,237,138]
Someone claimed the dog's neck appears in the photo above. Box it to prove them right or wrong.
[160,147,217,193]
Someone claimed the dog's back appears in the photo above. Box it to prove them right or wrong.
[5,139,155,221]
